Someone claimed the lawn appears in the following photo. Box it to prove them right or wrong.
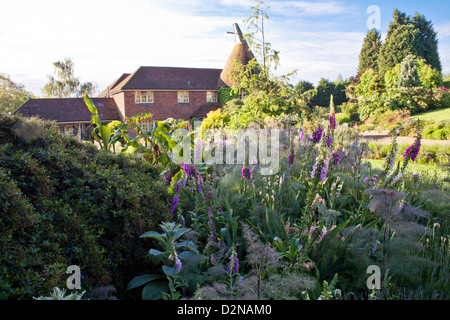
[411,107,450,122]
[364,159,450,190]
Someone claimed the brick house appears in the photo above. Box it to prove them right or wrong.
[15,23,254,136]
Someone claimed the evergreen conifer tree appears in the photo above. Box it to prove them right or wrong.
[397,54,422,88]
[358,29,382,74]
[412,13,442,72]
[377,9,419,75]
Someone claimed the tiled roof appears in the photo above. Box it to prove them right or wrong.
[14,98,121,123]
[99,73,131,97]
[218,42,255,87]
[109,66,223,93]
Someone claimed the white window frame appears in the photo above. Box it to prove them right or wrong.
[177,91,189,103]
[139,119,152,132]
[207,91,218,103]
[135,91,154,104]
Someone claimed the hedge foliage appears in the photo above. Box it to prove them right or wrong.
[0,115,170,299]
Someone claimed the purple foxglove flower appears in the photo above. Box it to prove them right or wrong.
[226,248,239,275]
[287,147,296,167]
[320,157,329,181]
[170,196,179,215]
[331,151,340,165]
[329,112,336,130]
[175,256,182,273]
[242,165,251,180]
[326,135,333,148]
[310,125,323,144]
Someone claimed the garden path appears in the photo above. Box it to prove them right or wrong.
[360,131,450,146]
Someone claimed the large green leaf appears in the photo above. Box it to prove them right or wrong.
[140,231,165,243]
[148,248,164,264]
[84,93,98,115]
[99,125,112,146]
[92,115,102,127]
[127,274,163,291]
[142,281,169,300]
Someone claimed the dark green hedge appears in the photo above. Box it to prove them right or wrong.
[0,115,170,299]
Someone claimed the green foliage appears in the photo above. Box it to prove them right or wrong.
[42,58,97,98]
[0,114,170,299]
[376,9,441,76]
[293,80,315,96]
[217,87,240,106]
[128,222,199,300]
[358,28,382,74]
[377,23,419,75]
[200,108,230,130]
[0,73,34,114]
[33,287,86,300]
[314,78,349,107]
[398,54,422,88]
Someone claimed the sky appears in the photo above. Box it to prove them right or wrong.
[1,0,449,96]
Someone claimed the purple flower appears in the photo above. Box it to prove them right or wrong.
[175,180,181,194]
[329,112,336,130]
[298,128,304,141]
[403,133,421,162]
[326,135,333,148]
[242,165,251,180]
[175,256,182,273]
[287,147,296,167]
[331,151,340,165]
[310,125,323,144]
[170,196,179,215]
[226,248,239,275]
[164,171,173,185]
[320,157,329,181]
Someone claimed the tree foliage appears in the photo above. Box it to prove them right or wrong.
[358,29,382,74]
[0,74,33,114]
[398,54,422,88]
[42,58,97,98]
[376,9,441,76]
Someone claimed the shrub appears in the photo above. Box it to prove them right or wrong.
[0,115,171,299]
[341,102,359,116]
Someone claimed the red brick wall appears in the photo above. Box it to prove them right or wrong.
[116,91,214,120]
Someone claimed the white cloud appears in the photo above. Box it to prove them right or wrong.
[270,0,349,17]
[0,0,239,94]
[273,31,364,84]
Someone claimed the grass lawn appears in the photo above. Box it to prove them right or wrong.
[364,159,450,190]
[411,107,450,122]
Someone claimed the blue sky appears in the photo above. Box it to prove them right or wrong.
[1,0,449,95]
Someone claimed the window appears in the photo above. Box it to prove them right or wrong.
[207,91,217,103]
[139,119,152,132]
[64,125,78,136]
[135,91,154,104]
[178,91,189,103]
